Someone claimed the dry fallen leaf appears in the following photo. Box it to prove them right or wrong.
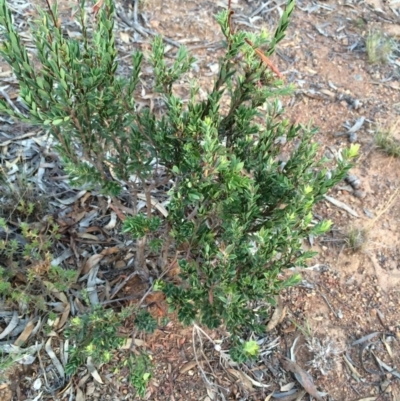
[82,254,104,275]
[279,356,324,401]
[227,368,253,391]
[45,337,65,378]
[87,357,104,384]
[57,303,71,330]
[180,360,198,374]
[14,319,34,347]
[75,385,85,401]
[43,281,68,304]
[0,311,19,339]
[121,338,145,349]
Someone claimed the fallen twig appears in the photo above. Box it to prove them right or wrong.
[109,271,139,299]
[324,195,359,217]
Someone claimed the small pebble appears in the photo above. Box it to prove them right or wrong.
[354,190,366,199]
[345,174,361,189]
[363,208,374,218]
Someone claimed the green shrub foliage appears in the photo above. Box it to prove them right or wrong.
[0,0,357,345]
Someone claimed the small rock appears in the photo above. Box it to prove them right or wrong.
[353,99,362,109]
[354,190,366,199]
[363,208,374,218]
[345,174,361,189]
[208,63,219,74]
[33,378,42,390]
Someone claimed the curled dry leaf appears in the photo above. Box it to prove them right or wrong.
[279,356,324,401]
[82,254,104,275]
[180,360,198,374]
[57,190,87,205]
[227,368,253,391]
[104,211,117,230]
[352,332,381,346]
[137,193,169,217]
[45,337,65,378]
[0,311,19,339]
[347,117,365,134]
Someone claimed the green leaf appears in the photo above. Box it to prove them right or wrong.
[52,118,64,125]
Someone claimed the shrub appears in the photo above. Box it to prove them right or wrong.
[0,0,357,355]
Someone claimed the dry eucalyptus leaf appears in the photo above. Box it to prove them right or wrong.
[180,360,197,374]
[352,332,381,346]
[279,356,324,401]
[87,357,104,384]
[281,382,296,392]
[227,368,253,391]
[121,338,145,349]
[75,386,86,401]
[43,281,68,304]
[82,254,104,275]
[45,337,65,378]
[17,354,36,365]
[57,190,87,205]
[57,303,71,330]
[14,319,34,346]
[0,311,19,339]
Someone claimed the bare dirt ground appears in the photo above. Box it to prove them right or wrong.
[1,0,400,400]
